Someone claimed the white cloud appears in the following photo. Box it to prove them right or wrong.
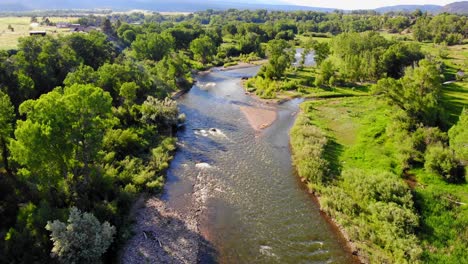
[283,0,454,10]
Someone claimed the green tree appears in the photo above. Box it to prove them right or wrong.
[15,36,80,95]
[260,39,294,79]
[46,207,116,264]
[448,109,468,161]
[381,42,424,79]
[63,64,99,86]
[101,18,114,36]
[189,35,217,64]
[153,52,192,91]
[315,58,335,87]
[238,32,262,55]
[374,59,443,125]
[311,41,330,66]
[0,91,14,175]
[10,84,114,197]
[62,32,114,69]
[131,32,174,61]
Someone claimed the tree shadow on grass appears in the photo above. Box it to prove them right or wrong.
[324,137,344,179]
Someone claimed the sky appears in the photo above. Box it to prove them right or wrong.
[283,0,455,9]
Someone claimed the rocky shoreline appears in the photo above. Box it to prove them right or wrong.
[120,197,202,264]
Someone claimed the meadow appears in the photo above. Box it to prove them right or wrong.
[289,33,468,262]
[0,16,75,50]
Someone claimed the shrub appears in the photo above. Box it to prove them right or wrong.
[291,115,330,185]
[425,144,465,183]
[45,207,116,264]
[448,109,468,161]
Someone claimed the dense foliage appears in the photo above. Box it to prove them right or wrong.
[0,8,467,264]
[0,21,191,263]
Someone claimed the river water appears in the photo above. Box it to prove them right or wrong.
[162,66,355,264]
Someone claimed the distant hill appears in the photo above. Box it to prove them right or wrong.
[0,3,28,11]
[375,4,443,13]
[0,0,467,14]
[0,0,335,12]
[442,1,468,13]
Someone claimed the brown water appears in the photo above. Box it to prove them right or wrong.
[163,66,355,264]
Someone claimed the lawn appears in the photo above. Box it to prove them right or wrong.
[0,16,76,50]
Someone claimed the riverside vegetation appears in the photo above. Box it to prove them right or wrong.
[0,8,466,263]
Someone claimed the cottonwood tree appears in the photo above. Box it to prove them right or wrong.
[131,32,174,61]
[374,59,443,126]
[189,35,217,64]
[260,39,294,79]
[10,84,115,200]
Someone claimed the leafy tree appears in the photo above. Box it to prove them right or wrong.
[311,41,330,66]
[46,207,116,263]
[141,96,179,129]
[63,64,99,86]
[381,43,424,79]
[101,18,114,36]
[374,59,443,125]
[315,58,335,87]
[15,36,80,95]
[62,32,114,69]
[153,52,192,91]
[448,109,468,161]
[189,35,217,64]
[238,32,262,55]
[10,84,114,198]
[260,39,294,79]
[165,25,201,50]
[131,32,174,61]
[0,91,14,174]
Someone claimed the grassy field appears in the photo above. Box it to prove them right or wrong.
[0,17,76,50]
[300,93,468,262]
[288,32,468,262]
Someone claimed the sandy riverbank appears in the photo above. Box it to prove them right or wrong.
[239,105,277,131]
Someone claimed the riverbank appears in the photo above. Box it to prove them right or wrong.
[289,94,468,263]
[121,197,201,264]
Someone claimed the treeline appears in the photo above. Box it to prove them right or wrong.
[176,9,468,43]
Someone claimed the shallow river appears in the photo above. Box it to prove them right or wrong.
[162,66,355,264]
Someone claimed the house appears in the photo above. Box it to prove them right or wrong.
[70,26,99,33]
[56,22,71,28]
[29,31,46,36]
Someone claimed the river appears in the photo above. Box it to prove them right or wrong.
[162,66,355,263]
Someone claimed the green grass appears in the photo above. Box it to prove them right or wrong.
[0,17,75,50]
[295,93,468,263]
[293,97,423,263]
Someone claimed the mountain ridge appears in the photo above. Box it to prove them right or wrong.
[0,0,467,14]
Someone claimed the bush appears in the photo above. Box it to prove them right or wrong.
[45,207,116,264]
[425,144,465,183]
[290,115,330,185]
[448,109,468,161]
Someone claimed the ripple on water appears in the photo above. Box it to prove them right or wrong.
[164,67,355,264]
